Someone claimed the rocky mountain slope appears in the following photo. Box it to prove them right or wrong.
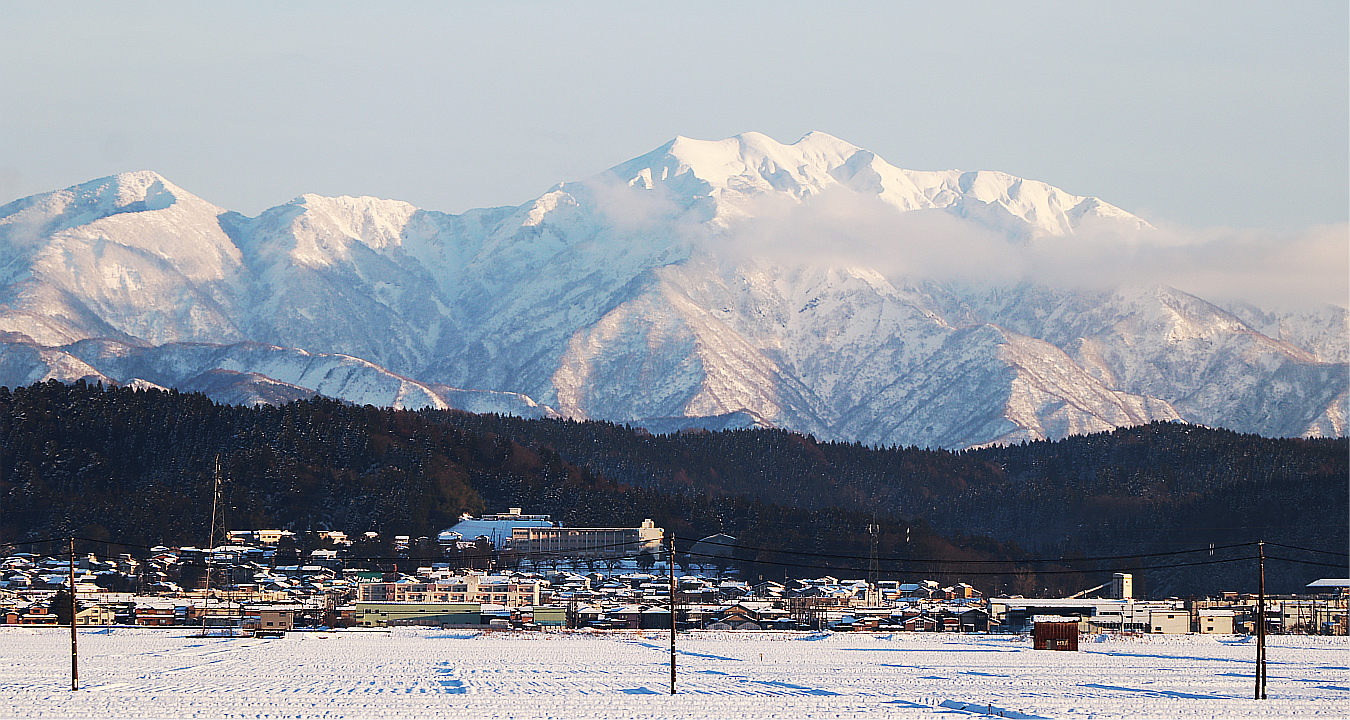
[0,132,1343,447]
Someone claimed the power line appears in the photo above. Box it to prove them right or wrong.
[672,535,1260,565]
[1261,555,1349,569]
[933,523,1349,532]
[2,536,81,548]
[678,548,1264,577]
[43,535,650,561]
[20,535,1347,574]
[1264,542,1349,558]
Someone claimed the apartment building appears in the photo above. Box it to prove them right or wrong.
[511,519,663,559]
[358,574,542,607]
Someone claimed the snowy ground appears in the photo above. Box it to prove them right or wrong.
[0,627,1345,719]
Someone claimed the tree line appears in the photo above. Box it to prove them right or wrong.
[1,380,1343,596]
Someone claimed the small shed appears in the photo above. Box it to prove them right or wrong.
[1032,615,1079,651]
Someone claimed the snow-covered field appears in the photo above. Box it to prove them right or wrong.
[0,628,1345,719]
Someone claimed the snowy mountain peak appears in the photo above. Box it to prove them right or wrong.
[34,170,184,211]
[600,132,1147,239]
[0,171,218,247]
[94,170,181,207]
[282,194,420,251]
[667,130,863,170]
[620,131,865,201]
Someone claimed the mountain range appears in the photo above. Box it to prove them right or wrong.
[0,131,1344,448]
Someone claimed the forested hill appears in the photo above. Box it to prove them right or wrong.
[0,380,991,581]
[1,381,1344,596]
[432,412,1348,595]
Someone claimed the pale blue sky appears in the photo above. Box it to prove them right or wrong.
[1,1,1346,231]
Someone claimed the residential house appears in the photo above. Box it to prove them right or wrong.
[242,606,296,633]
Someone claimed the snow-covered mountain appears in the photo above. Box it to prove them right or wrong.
[0,336,555,417]
[0,132,1343,447]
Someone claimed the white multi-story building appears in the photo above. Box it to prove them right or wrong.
[358,573,543,607]
[438,509,554,548]
[226,530,295,546]
[511,519,663,560]
[989,597,1185,632]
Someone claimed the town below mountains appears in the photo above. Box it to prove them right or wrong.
[0,132,1344,449]
[1,381,1343,600]
[5,525,1345,637]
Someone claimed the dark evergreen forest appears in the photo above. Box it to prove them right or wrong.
[2,380,1344,596]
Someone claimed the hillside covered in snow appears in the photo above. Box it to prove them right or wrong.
[0,132,1343,448]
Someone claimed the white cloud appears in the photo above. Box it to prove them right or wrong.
[716,187,1347,310]
[728,187,1027,283]
[1026,222,1349,310]
[568,165,1347,312]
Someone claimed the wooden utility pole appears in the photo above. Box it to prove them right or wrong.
[68,536,78,691]
[1255,540,1267,700]
[668,533,677,695]
[867,521,880,605]
[201,455,221,636]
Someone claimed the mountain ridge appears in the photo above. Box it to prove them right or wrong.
[0,133,1343,448]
